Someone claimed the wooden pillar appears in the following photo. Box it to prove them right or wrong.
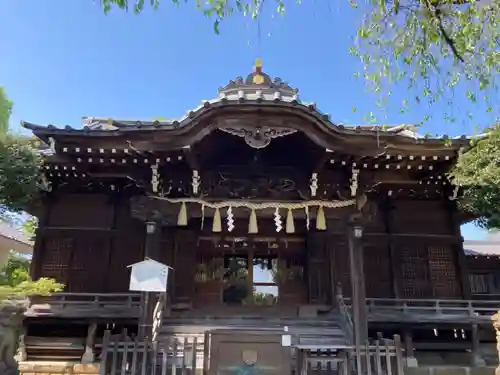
[471,323,486,367]
[81,322,97,363]
[404,330,418,367]
[448,200,471,299]
[348,216,368,372]
[138,220,161,340]
[30,196,53,280]
[384,195,400,298]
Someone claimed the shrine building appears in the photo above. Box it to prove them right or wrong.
[19,60,500,373]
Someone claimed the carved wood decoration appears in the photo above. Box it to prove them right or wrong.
[218,125,297,149]
[201,168,308,200]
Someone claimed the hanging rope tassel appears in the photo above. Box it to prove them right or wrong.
[316,205,327,231]
[286,208,295,233]
[177,202,188,226]
[212,207,222,233]
[248,208,259,234]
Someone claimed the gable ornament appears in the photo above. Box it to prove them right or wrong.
[219,125,296,149]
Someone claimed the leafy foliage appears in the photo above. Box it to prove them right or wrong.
[0,90,41,214]
[0,88,12,135]
[22,216,38,241]
[353,0,500,122]
[0,90,60,303]
[0,134,42,214]
[448,126,500,229]
[99,0,499,121]
[0,252,64,302]
[0,251,30,287]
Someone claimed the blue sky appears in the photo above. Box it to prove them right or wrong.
[0,1,492,240]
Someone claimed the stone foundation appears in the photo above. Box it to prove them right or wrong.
[19,362,99,375]
[406,367,495,375]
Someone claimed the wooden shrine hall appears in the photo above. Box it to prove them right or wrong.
[19,60,500,374]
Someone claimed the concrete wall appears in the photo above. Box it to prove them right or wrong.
[0,236,33,266]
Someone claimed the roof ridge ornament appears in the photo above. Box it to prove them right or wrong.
[252,58,264,85]
[218,60,299,102]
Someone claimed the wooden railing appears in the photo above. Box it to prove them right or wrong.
[26,293,141,317]
[301,334,405,375]
[344,298,500,323]
[336,283,354,344]
[151,293,167,342]
[99,329,204,375]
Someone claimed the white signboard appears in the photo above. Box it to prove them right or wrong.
[127,258,171,292]
[281,334,291,347]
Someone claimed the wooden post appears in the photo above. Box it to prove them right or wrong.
[471,323,486,367]
[491,312,500,375]
[81,322,97,363]
[403,330,418,367]
[348,216,368,374]
[139,220,160,340]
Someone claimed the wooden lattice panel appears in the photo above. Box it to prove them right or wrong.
[106,218,145,293]
[66,235,111,293]
[396,244,431,298]
[40,237,74,286]
[428,245,461,298]
[364,243,392,298]
[330,235,351,297]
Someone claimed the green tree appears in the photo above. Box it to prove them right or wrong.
[0,251,30,287]
[0,89,61,302]
[99,0,499,122]
[0,90,41,215]
[449,126,500,230]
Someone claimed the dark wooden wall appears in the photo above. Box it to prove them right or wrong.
[31,192,466,300]
[33,193,145,293]
[362,198,464,299]
[467,255,500,297]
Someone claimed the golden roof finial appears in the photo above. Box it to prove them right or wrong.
[254,58,263,72]
[252,58,264,84]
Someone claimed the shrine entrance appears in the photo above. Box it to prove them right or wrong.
[208,330,291,375]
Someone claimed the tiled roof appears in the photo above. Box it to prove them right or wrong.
[464,233,500,256]
[0,221,33,246]
[21,61,472,146]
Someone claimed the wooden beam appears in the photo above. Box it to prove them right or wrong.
[182,146,200,170]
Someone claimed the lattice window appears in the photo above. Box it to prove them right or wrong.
[41,237,73,284]
[67,237,110,293]
[470,273,500,295]
[428,245,461,298]
[364,244,392,298]
[469,274,488,294]
[397,244,430,298]
[331,236,351,296]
